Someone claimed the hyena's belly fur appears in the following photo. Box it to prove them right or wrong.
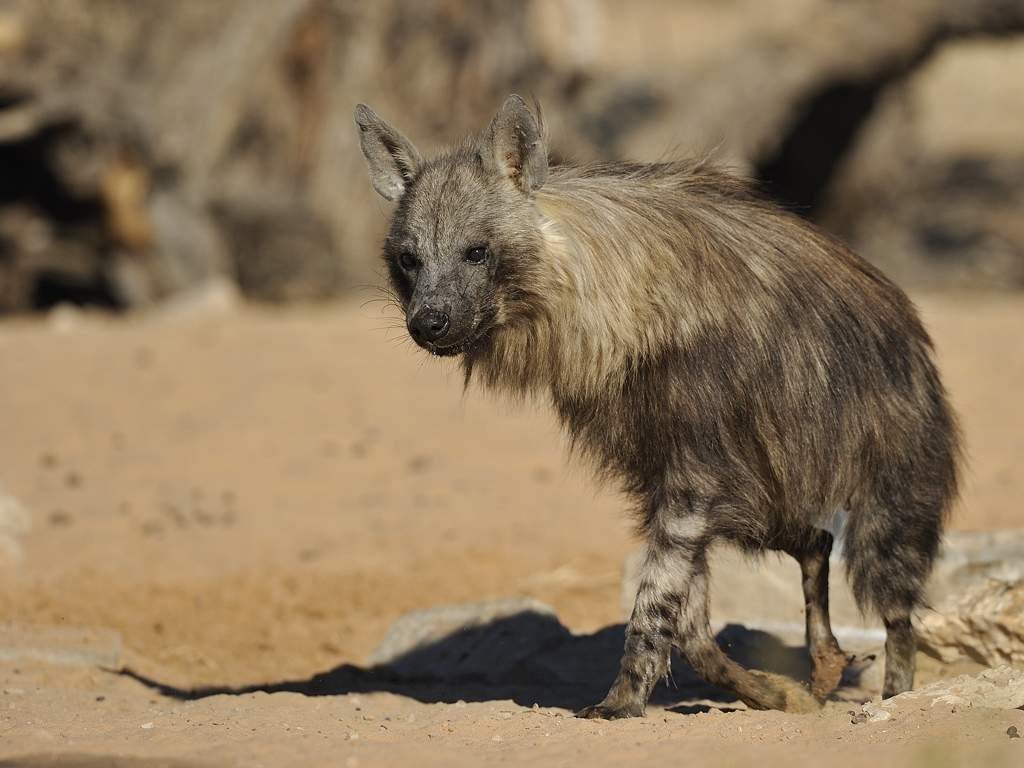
[354,94,962,718]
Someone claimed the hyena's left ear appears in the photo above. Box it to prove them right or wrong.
[354,104,423,201]
[480,94,548,194]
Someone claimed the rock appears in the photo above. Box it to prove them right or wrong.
[0,625,122,668]
[106,191,231,308]
[210,198,342,304]
[917,579,1024,666]
[140,276,240,323]
[880,666,1024,711]
[46,304,87,334]
[858,700,892,723]
[367,598,571,683]
[0,206,53,311]
[929,531,1024,596]
[0,486,30,566]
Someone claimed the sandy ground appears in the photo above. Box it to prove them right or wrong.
[1,293,1022,766]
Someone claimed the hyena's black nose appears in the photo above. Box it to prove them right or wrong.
[408,308,450,343]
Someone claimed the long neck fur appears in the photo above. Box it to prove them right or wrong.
[468,159,858,400]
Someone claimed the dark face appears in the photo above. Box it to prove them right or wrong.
[384,157,534,356]
[354,96,549,356]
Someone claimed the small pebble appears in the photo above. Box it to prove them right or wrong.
[1008,725,1020,739]
[140,722,154,730]
[48,510,72,527]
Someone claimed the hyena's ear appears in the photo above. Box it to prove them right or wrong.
[354,104,423,201]
[480,94,548,194]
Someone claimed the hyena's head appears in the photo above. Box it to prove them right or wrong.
[354,95,548,356]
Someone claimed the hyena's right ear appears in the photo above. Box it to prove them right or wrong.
[354,104,423,201]
[481,94,548,194]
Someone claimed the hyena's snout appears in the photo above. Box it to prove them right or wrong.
[407,307,451,345]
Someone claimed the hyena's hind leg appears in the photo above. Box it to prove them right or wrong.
[845,498,943,698]
[777,527,849,699]
[676,550,821,713]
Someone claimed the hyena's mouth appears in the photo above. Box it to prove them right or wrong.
[408,330,469,357]
[425,341,466,357]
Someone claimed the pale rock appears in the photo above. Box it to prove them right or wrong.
[880,666,1024,711]
[860,701,892,722]
[0,625,122,668]
[917,579,1024,666]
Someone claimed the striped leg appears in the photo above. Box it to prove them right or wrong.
[577,513,705,719]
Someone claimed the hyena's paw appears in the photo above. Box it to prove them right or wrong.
[747,670,821,714]
[576,701,645,720]
[809,645,853,700]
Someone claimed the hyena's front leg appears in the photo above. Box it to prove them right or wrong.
[577,515,704,719]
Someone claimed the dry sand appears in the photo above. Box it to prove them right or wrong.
[1,293,1022,766]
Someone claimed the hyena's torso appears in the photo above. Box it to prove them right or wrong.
[475,162,956,549]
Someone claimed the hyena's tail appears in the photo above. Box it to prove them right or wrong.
[842,375,960,696]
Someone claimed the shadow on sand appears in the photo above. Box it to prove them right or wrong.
[118,611,857,713]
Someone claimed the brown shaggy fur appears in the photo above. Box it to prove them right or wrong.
[355,96,962,718]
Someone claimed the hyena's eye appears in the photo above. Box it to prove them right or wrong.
[397,252,419,272]
[464,246,487,265]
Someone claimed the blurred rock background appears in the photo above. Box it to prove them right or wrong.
[0,0,1022,313]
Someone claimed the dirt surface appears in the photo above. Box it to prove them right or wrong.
[1,293,1023,766]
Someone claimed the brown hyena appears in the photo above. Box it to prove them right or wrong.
[354,95,961,718]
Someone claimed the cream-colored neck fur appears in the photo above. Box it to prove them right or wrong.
[481,177,707,399]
